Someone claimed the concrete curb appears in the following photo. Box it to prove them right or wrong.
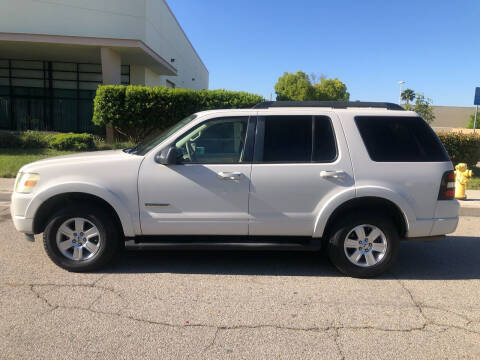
[460,190,480,217]
[459,207,480,217]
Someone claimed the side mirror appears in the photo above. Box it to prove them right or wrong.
[155,146,180,165]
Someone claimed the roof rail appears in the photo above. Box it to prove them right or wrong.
[252,101,405,111]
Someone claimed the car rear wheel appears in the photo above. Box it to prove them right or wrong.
[43,205,120,272]
[327,214,399,278]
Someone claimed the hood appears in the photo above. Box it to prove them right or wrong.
[19,150,140,173]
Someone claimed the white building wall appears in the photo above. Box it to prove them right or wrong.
[144,0,208,89]
[130,65,146,85]
[0,0,208,89]
[0,0,146,40]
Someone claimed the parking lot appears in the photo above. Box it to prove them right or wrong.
[1,207,480,359]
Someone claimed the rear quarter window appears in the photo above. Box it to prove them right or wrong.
[354,116,450,162]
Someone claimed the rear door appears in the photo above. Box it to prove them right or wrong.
[248,112,355,236]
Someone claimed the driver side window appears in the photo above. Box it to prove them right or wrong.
[175,117,249,164]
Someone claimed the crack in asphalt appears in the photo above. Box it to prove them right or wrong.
[393,275,430,330]
[333,327,345,360]
[3,281,479,338]
[2,277,480,360]
[0,281,479,360]
[203,327,220,353]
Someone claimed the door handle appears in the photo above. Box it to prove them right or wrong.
[320,170,346,179]
[217,171,242,180]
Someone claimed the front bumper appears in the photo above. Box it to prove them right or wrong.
[12,215,34,234]
[10,192,34,234]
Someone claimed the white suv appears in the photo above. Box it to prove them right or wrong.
[10,101,459,277]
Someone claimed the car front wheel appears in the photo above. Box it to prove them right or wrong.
[43,205,120,272]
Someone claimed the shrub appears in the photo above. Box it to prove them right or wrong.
[0,130,55,148]
[20,130,55,148]
[0,131,23,148]
[93,86,264,142]
[466,114,480,129]
[437,132,480,169]
[0,131,125,151]
[94,139,135,150]
[49,133,96,151]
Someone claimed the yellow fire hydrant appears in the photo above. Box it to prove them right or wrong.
[454,163,473,200]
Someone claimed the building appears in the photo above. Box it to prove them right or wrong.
[430,106,475,130]
[0,0,208,133]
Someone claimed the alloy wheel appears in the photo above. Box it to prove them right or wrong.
[343,224,388,267]
[55,217,102,261]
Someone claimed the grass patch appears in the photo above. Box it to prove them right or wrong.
[0,148,76,178]
[467,177,480,190]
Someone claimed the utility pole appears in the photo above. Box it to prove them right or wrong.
[474,87,480,133]
[474,105,478,134]
[398,81,406,104]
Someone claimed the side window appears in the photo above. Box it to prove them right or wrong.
[355,116,449,162]
[175,117,249,164]
[314,116,337,162]
[263,116,312,162]
[259,115,337,163]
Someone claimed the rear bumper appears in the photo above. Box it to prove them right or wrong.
[405,235,445,242]
[430,217,459,236]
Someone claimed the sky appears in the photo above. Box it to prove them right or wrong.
[168,0,480,107]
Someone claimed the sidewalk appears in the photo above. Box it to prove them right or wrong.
[458,190,480,216]
[0,178,479,216]
[0,178,14,202]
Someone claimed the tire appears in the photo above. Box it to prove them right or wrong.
[327,213,399,278]
[43,205,121,272]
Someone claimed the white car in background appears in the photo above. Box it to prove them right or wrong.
[11,101,459,277]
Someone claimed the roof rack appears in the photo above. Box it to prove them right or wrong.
[252,101,405,111]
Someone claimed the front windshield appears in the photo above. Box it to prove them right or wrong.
[132,114,197,155]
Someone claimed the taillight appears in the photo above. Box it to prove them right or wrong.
[438,171,455,200]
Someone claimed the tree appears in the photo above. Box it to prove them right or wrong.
[412,93,435,124]
[274,71,349,101]
[308,73,325,85]
[401,89,415,105]
[313,78,350,101]
[466,113,479,129]
[274,71,313,101]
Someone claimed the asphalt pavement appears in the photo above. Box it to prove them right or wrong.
[1,206,479,359]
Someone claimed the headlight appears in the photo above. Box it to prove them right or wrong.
[15,172,40,194]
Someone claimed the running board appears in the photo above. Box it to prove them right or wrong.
[125,237,322,251]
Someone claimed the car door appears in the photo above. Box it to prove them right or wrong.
[249,112,355,236]
[138,115,255,235]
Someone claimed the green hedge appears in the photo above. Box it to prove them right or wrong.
[0,131,54,149]
[0,131,133,151]
[49,133,95,151]
[93,86,265,142]
[437,132,480,169]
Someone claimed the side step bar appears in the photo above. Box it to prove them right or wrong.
[125,237,323,252]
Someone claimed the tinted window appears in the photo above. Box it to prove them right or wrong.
[263,116,312,162]
[135,114,197,155]
[355,116,449,162]
[314,116,337,162]
[175,117,248,163]
[261,115,337,163]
